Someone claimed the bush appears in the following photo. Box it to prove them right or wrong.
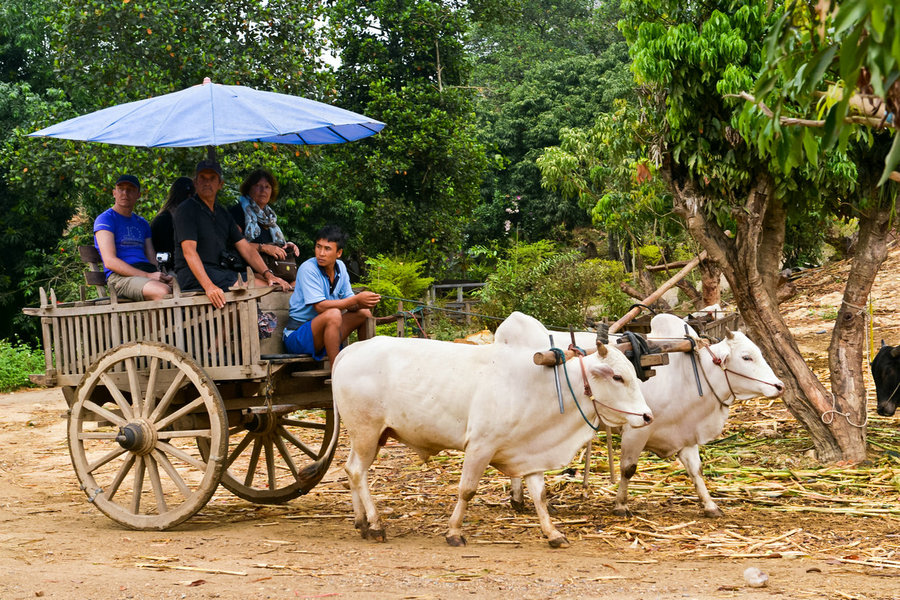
[475,241,632,330]
[0,339,44,392]
[361,254,434,317]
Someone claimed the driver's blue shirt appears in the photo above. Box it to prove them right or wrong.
[284,257,354,336]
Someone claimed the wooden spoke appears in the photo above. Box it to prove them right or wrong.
[273,435,300,479]
[148,370,188,424]
[244,439,264,487]
[69,342,226,530]
[99,372,135,421]
[77,431,120,440]
[225,434,254,469]
[146,454,168,513]
[154,397,204,431]
[82,400,127,428]
[264,438,276,492]
[131,455,145,514]
[142,356,160,419]
[152,449,191,498]
[87,446,128,473]
[280,426,318,460]
[156,440,208,471]
[157,429,211,440]
[281,418,326,430]
[125,357,143,418]
[105,454,137,501]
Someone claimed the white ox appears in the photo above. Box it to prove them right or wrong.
[331,311,653,548]
[513,313,785,517]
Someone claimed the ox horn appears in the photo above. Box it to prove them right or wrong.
[725,329,734,340]
[891,346,900,358]
[596,342,608,357]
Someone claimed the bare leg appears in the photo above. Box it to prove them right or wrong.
[524,472,569,548]
[446,448,492,546]
[677,445,722,517]
[344,435,387,541]
[510,476,526,513]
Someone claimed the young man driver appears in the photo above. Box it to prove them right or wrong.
[283,225,380,368]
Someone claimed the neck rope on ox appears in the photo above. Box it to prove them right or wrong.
[697,343,782,407]
[568,344,649,430]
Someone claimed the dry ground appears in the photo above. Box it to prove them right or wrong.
[2,244,900,600]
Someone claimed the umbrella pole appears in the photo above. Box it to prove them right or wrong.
[206,145,217,162]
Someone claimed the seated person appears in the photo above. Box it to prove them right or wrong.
[150,176,195,261]
[93,174,172,301]
[173,159,290,309]
[229,169,299,278]
[284,225,380,369]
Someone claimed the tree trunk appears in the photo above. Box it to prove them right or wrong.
[698,257,721,307]
[669,173,864,462]
[826,201,895,461]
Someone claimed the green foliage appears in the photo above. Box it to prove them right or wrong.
[468,0,635,242]
[538,99,687,258]
[757,0,900,184]
[362,254,435,316]
[0,338,43,392]
[475,241,631,329]
[326,0,491,271]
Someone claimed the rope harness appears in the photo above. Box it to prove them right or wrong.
[548,343,650,431]
[694,341,784,407]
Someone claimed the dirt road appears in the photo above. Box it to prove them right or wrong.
[1,385,898,600]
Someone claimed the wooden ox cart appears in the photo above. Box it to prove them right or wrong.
[23,282,351,530]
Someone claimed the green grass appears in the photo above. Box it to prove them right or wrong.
[0,339,44,393]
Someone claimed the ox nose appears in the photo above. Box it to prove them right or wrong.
[642,412,653,425]
[773,382,785,396]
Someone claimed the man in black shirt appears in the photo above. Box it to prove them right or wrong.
[174,159,290,309]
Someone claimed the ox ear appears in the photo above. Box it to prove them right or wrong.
[596,342,608,357]
[892,346,900,358]
[589,362,615,380]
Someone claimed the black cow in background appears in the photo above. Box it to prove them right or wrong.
[871,341,900,416]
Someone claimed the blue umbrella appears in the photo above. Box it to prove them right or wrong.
[28,78,384,147]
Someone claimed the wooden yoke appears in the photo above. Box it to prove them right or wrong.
[532,338,691,368]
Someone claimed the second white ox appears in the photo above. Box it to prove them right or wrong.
[514,313,785,517]
[331,311,653,548]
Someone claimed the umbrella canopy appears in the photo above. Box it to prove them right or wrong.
[28,78,384,147]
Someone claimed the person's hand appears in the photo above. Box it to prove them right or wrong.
[204,285,226,309]
[260,243,287,260]
[265,272,292,291]
[355,291,381,309]
[150,271,173,284]
[285,241,300,257]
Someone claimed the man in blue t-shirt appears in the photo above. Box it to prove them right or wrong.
[284,225,380,369]
[93,174,172,301]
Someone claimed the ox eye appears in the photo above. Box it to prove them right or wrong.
[742,354,752,361]
[613,374,624,382]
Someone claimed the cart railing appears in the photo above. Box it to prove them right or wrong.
[23,286,275,387]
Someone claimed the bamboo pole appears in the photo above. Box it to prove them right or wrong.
[608,251,708,334]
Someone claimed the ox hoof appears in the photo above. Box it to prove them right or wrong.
[612,507,632,518]
[510,498,528,513]
[703,507,724,518]
[548,535,570,549]
[445,534,467,547]
[366,528,387,543]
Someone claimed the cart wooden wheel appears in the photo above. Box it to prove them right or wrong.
[198,404,339,504]
[68,341,227,530]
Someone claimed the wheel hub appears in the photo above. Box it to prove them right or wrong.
[244,412,278,435]
[115,420,156,454]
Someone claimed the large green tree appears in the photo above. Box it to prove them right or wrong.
[619,0,885,463]
[467,0,634,243]
[325,0,490,269]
